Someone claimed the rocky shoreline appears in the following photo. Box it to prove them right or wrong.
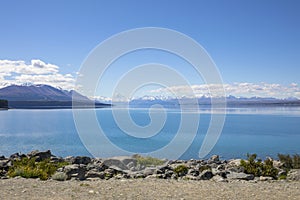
[1,150,299,182]
[1,150,300,199]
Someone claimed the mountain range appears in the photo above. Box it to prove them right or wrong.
[0,84,110,109]
[128,95,300,108]
[1,84,300,109]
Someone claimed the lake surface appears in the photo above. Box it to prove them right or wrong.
[0,106,300,160]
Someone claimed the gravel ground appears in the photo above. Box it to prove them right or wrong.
[0,178,299,200]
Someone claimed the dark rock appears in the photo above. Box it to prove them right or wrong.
[105,168,115,174]
[164,170,174,178]
[199,170,213,180]
[85,171,105,179]
[109,165,125,172]
[127,161,135,169]
[171,174,178,179]
[186,159,197,167]
[122,174,131,179]
[103,167,126,178]
[154,168,163,174]
[226,166,245,173]
[188,168,199,176]
[63,164,86,180]
[0,156,6,160]
[10,153,20,160]
[216,164,225,171]
[104,168,114,179]
[50,156,64,163]
[211,167,228,178]
[27,150,52,162]
[0,160,9,171]
[217,171,228,178]
[156,163,172,173]
[132,173,146,179]
[226,165,245,173]
[86,162,108,172]
[72,156,91,165]
[102,157,133,170]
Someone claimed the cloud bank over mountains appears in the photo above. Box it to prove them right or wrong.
[0,59,75,90]
[1,59,299,100]
[149,82,300,100]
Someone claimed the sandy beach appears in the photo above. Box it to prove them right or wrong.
[1,178,299,200]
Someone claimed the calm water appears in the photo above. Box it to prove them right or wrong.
[0,107,300,160]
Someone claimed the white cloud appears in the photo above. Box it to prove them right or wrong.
[0,59,75,90]
[1,59,299,100]
[93,82,300,102]
[291,83,298,87]
[149,82,300,99]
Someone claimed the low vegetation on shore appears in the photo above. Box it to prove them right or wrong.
[0,150,299,182]
[8,157,68,180]
[0,99,8,109]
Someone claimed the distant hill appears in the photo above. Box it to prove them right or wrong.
[0,99,8,109]
[128,95,300,108]
[0,84,110,109]
[0,84,89,101]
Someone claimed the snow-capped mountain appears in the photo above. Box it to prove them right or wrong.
[127,95,300,108]
[0,84,110,109]
[0,84,89,101]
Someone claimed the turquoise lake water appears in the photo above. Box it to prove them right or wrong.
[0,107,300,160]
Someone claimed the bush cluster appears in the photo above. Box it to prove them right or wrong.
[240,153,278,179]
[8,157,68,180]
[0,99,8,109]
[278,154,300,170]
[174,165,188,176]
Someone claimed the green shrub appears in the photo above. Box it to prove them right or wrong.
[294,154,300,169]
[133,155,165,167]
[8,157,68,180]
[0,99,8,109]
[174,165,188,176]
[278,154,300,170]
[240,153,278,179]
[240,154,261,176]
[278,174,287,180]
[199,165,211,172]
[261,158,278,178]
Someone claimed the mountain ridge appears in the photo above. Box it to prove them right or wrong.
[1,84,300,109]
[128,95,300,107]
[0,84,110,109]
[0,84,89,101]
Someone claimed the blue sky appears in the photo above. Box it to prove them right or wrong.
[0,0,300,98]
